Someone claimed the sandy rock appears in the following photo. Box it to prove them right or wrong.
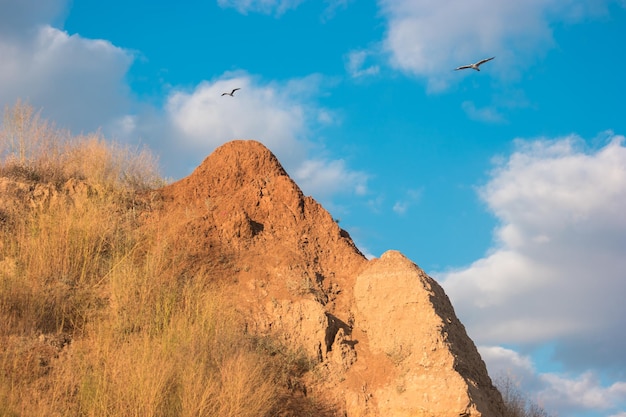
[261,298,328,360]
[354,250,504,417]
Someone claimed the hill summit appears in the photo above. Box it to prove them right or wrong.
[150,140,505,416]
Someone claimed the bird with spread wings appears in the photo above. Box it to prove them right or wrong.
[221,88,240,96]
[455,57,495,71]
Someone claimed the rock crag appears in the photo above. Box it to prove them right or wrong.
[152,140,505,417]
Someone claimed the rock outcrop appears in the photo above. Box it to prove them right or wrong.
[353,250,504,416]
[151,140,505,416]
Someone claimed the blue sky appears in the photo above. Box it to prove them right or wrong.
[1,1,626,415]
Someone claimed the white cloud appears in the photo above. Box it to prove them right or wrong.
[392,201,408,215]
[462,101,506,124]
[164,75,308,165]
[480,345,626,416]
[216,0,304,15]
[166,75,307,162]
[293,158,368,198]
[377,0,621,90]
[359,247,377,261]
[346,49,380,78]
[0,23,133,134]
[480,346,535,378]
[440,135,626,372]
[540,372,626,411]
[216,0,353,17]
[321,0,353,21]
[366,194,385,214]
[392,188,422,215]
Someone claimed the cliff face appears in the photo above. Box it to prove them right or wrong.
[152,140,505,417]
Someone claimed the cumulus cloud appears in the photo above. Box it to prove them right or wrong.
[480,346,535,380]
[166,75,307,162]
[165,74,309,165]
[480,345,626,416]
[377,0,621,90]
[440,134,626,373]
[541,372,626,411]
[0,8,133,133]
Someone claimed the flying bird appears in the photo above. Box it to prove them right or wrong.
[455,57,495,71]
[221,88,240,97]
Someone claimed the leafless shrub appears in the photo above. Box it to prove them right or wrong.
[495,373,554,417]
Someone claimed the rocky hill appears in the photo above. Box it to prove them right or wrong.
[148,140,505,416]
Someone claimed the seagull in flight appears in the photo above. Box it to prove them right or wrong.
[221,88,240,97]
[455,57,495,71]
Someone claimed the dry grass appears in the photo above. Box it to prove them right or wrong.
[0,100,162,190]
[0,102,325,417]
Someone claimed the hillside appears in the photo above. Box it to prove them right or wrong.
[0,106,504,416]
[148,140,505,416]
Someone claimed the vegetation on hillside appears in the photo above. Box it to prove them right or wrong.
[0,102,324,416]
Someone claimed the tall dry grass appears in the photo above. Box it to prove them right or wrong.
[0,102,318,416]
[0,100,162,190]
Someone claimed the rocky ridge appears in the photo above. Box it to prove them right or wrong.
[151,140,505,416]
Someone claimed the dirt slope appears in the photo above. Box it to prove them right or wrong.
[151,140,505,417]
